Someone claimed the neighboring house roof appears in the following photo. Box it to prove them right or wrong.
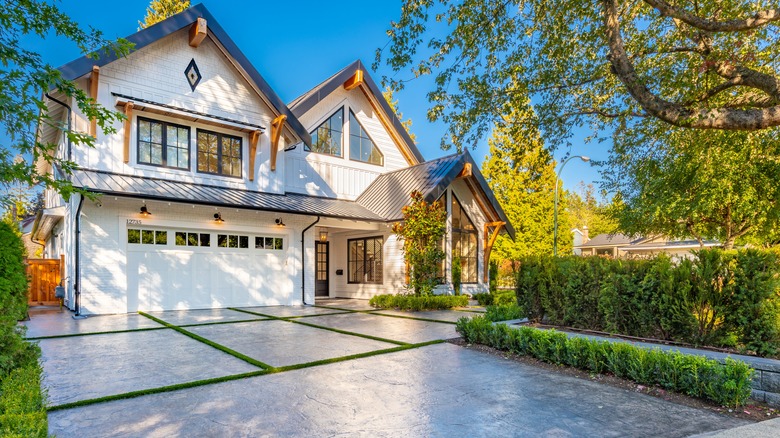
[55,4,310,147]
[356,151,516,239]
[625,239,720,252]
[69,169,384,222]
[576,233,641,248]
[288,60,425,164]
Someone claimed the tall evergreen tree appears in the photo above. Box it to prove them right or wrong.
[566,182,619,238]
[139,0,190,29]
[482,106,572,268]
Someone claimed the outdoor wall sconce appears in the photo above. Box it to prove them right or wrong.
[275,218,285,227]
[214,213,224,223]
[319,229,328,242]
[140,206,151,217]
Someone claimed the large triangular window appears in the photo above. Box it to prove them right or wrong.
[349,110,383,166]
[307,108,343,156]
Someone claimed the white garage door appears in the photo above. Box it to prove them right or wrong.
[125,227,291,311]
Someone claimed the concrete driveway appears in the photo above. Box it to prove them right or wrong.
[25,299,750,437]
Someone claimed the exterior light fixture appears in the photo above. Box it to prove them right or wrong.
[214,213,224,223]
[140,206,151,217]
[319,229,328,242]
[275,218,285,227]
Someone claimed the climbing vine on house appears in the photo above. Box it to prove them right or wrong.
[392,191,447,296]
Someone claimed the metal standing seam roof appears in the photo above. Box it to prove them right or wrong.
[576,233,643,248]
[356,151,516,239]
[55,3,311,147]
[69,169,384,222]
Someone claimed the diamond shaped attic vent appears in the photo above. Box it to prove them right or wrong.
[184,58,202,92]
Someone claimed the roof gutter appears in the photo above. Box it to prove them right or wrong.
[301,216,320,305]
[45,93,72,161]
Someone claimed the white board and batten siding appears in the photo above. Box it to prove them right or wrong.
[69,29,286,195]
[286,85,413,200]
[76,197,318,314]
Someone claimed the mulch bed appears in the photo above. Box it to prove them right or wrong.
[447,337,780,423]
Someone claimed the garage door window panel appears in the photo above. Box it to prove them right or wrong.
[128,228,168,245]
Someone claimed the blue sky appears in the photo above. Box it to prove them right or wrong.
[29,0,604,192]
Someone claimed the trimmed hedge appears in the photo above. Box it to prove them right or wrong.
[456,316,754,407]
[473,290,516,306]
[0,365,47,437]
[516,250,780,356]
[485,304,524,322]
[369,294,469,311]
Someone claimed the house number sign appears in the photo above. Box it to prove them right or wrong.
[127,219,142,225]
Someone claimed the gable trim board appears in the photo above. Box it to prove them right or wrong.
[56,3,310,147]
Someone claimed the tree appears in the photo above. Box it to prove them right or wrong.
[392,191,447,295]
[482,105,572,267]
[0,1,131,207]
[604,125,780,249]
[139,0,191,29]
[377,1,780,151]
[566,182,619,238]
[382,87,416,143]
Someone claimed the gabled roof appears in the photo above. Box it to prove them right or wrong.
[356,151,515,239]
[577,233,641,248]
[288,60,424,164]
[56,3,310,146]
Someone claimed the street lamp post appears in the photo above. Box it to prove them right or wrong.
[554,155,590,256]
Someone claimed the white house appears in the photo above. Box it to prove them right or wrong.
[32,5,514,315]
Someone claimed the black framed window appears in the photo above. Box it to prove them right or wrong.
[306,108,343,157]
[452,196,478,283]
[137,117,190,169]
[348,236,383,284]
[128,228,168,245]
[349,110,383,166]
[197,129,242,177]
[175,232,210,247]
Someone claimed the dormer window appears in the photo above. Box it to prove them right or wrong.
[306,108,343,157]
[349,110,383,166]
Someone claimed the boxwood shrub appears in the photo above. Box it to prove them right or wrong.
[516,250,780,356]
[369,294,469,311]
[456,316,754,407]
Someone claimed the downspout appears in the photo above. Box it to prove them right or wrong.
[301,216,320,305]
[44,93,73,161]
[73,195,85,317]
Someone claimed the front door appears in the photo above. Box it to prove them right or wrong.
[315,241,329,297]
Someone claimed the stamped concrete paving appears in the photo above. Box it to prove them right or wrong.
[184,319,397,367]
[302,312,459,343]
[370,308,479,323]
[39,329,259,405]
[235,305,351,318]
[145,308,269,326]
[24,311,164,338]
[47,343,749,437]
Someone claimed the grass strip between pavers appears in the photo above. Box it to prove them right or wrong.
[311,304,362,313]
[25,326,170,341]
[46,339,445,412]
[229,308,410,346]
[177,317,274,328]
[139,312,272,370]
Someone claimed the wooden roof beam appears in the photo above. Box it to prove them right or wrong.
[270,114,287,172]
[457,162,472,178]
[189,18,207,48]
[483,221,505,283]
[248,130,261,181]
[89,65,99,137]
[343,70,364,91]
[122,102,133,164]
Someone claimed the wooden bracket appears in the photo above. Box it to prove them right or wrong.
[457,162,472,178]
[270,114,287,172]
[483,221,505,283]
[343,70,364,91]
[249,130,261,181]
[89,65,100,137]
[189,18,208,48]
[123,102,134,164]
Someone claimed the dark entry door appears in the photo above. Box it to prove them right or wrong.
[315,242,329,297]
